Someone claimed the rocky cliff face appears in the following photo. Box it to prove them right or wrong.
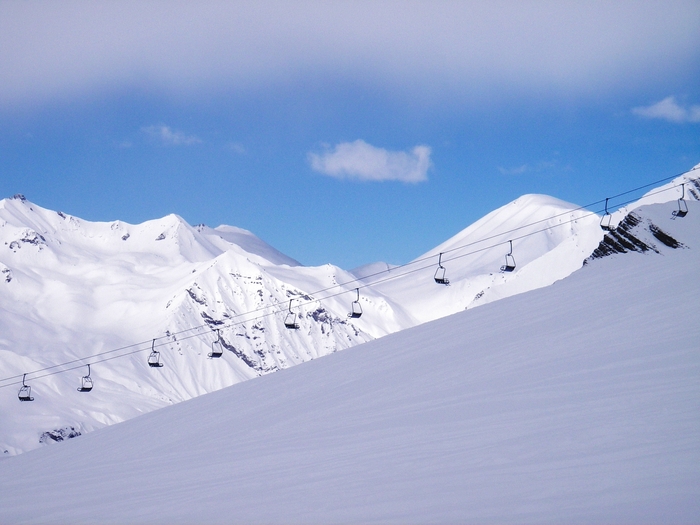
[586,211,684,261]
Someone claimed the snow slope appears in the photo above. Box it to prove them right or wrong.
[0,200,698,524]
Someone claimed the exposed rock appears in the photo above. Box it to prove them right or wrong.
[39,427,81,444]
[586,211,683,263]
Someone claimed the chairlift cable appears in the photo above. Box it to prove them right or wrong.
[1,178,695,389]
[2,177,696,388]
[0,173,697,390]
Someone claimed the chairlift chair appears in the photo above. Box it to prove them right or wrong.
[18,374,34,402]
[209,329,223,358]
[348,288,363,319]
[148,339,163,368]
[77,364,93,392]
[600,197,615,231]
[284,299,300,330]
[673,183,688,218]
[500,240,516,272]
[434,253,450,285]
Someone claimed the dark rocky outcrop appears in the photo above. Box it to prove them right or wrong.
[586,211,684,263]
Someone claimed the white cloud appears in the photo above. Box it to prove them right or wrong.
[632,96,700,123]
[225,142,246,154]
[142,125,202,146]
[1,2,699,108]
[498,165,529,176]
[309,140,430,183]
[498,160,559,176]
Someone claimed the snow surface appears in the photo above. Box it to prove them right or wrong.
[0,200,698,524]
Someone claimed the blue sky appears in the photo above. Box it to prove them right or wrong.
[1,1,699,269]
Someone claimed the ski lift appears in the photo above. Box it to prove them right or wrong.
[673,183,688,218]
[284,299,300,330]
[77,364,93,392]
[434,252,450,285]
[148,339,163,368]
[18,374,34,402]
[500,240,516,272]
[348,288,363,319]
[600,197,614,231]
[208,329,223,358]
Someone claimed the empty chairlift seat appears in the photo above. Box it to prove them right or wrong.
[348,288,363,319]
[148,339,164,368]
[18,374,34,402]
[209,329,224,358]
[284,300,300,330]
[434,253,450,285]
[600,197,615,231]
[500,240,516,272]
[77,364,93,392]
[673,183,688,218]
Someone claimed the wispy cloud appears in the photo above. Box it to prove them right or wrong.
[632,96,700,123]
[141,125,202,146]
[225,142,246,154]
[498,160,558,176]
[309,140,431,183]
[498,165,529,176]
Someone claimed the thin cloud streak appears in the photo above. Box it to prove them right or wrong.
[498,165,529,176]
[225,142,246,155]
[1,1,699,108]
[498,160,559,176]
[142,125,202,146]
[632,96,700,123]
[309,140,431,183]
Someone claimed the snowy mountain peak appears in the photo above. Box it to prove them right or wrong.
[208,224,301,267]
[0,197,303,267]
[368,192,605,324]
[424,193,592,260]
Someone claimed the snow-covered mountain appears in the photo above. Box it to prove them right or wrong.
[0,198,412,454]
[370,193,604,323]
[1,197,698,523]
[0,165,698,456]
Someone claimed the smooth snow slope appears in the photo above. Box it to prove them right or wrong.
[1,200,698,524]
